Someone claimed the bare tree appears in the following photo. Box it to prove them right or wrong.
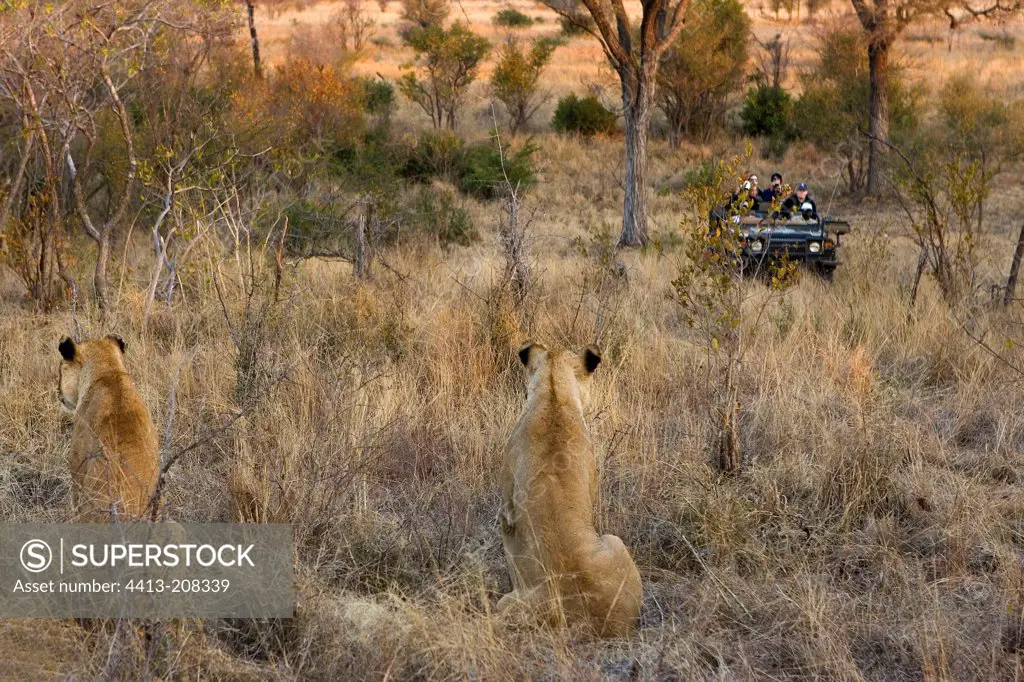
[754,32,789,89]
[1006,222,1024,306]
[336,0,377,51]
[0,0,236,312]
[0,73,68,308]
[543,0,695,247]
[245,0,262,77]
[242,1,317,77]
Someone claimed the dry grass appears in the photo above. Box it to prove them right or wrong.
[3,1,1024,677]
[2,126,1024,678]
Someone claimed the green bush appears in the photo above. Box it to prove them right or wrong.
[398,23,490,129]
[360,77,396,124]
[400,130,537,200]
[330,128,410,195]
[458,139,537,199]
[656,0,750,145]
[490,37,557,133]
[683,161,717,189]
[740,85,792,138]
[559,13,594,36]
[403,130,466,182]
[551,94,617,137]
[279,198,353,257]
[739,85,793,158]
[493,8,533,28]
[979,30,1016,50]
[408,186,477,247]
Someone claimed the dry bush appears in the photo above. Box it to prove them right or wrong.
[287,1,376,66]
[230,58,365,167]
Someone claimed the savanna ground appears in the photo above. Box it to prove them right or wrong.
[2,0,1024,679]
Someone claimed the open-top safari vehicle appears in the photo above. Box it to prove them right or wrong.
[708,207,852,280]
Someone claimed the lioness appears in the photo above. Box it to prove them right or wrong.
[58,335,159,522]
[497,342,642,637]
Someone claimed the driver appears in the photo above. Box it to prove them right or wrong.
[782,183,817,219]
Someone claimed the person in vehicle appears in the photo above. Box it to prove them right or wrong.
[782,183,817,219]
[731,174,761,212]
[760,173,784,204]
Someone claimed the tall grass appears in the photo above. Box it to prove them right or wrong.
[2,126,1024,678]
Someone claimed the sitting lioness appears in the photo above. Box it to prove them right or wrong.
[58,335,159,522]
[497,342,642,637]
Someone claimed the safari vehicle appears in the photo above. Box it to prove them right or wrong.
[708,208,851,280]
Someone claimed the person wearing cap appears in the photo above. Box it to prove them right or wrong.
[760,173,784,204]
[782,183,817,219]
[731,174,761,212]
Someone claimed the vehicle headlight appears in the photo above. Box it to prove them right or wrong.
[808,241,822,253]
[749,240,764,253]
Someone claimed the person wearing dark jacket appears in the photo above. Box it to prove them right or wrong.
[781,183,817,219]
[760,173,784,205]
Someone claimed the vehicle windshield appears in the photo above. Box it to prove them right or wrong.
[744,211,820,226]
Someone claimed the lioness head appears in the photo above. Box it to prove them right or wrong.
[57,335,127,413]
[517,342,601,410]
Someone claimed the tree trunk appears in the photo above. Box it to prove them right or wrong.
[355,199,372,279]
[717,360,741,474]
[501,188,530,305]
[1006,221,1024,306]
[865,37,890,197]
[94,234,111,312]
[0,128,33,232]
[619,64,656,248]
[246,1,262,79]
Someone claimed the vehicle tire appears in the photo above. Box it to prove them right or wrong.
[816,265,836,282]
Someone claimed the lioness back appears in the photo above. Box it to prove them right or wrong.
[58,335,159,522]
[498,342,642,637]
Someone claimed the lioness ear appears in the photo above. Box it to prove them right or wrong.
[583,347,601,374]
[106,335,126,354]
[517,343,533,368]
[58,337,77,361]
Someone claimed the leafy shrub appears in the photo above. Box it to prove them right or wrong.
[493,8,533,27]
[458,139,537,199]
[683,161,717,189]
[400,0,450,30]
[280,198,354,256]
[408,185,477,247]
[792,28,920,192]
[656,0,750,145]
[739,85,793,158]
[739,85,792,138]
[937,72,1022,162]
[551,94,616,137]
[403,130,466,182]
[400,130,537,200]
[360,77,396,125]
[979,30,1016,50]
[398,23,490,129]
[231,58,365,171]
[333,128,410,195]
[490,37,557,133]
